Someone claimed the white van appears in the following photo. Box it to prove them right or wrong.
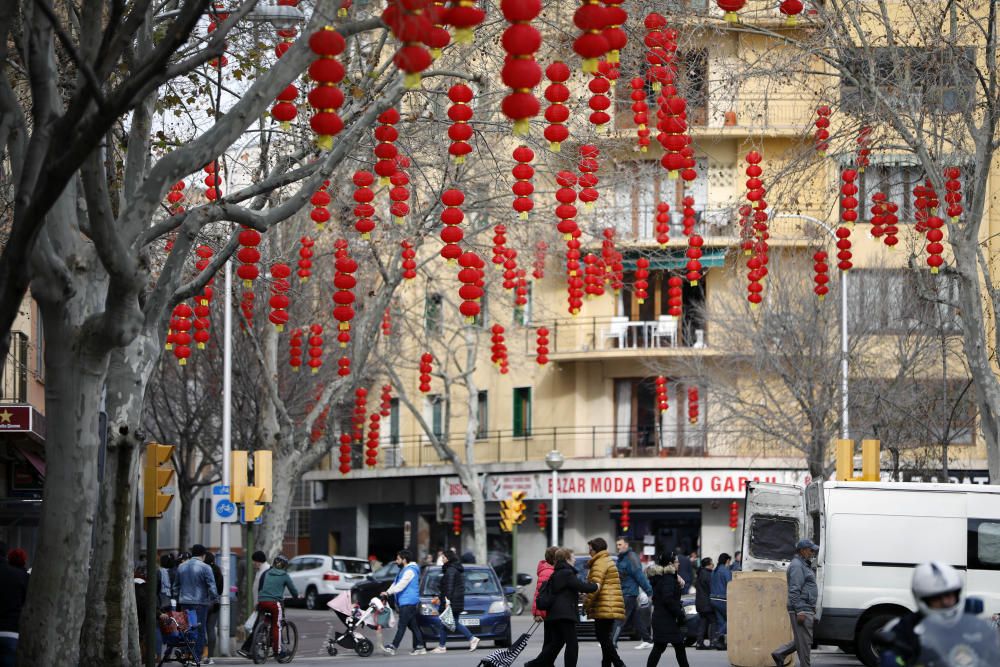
[741,480,1000,667]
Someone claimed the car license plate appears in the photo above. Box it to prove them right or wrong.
[459,618,480,627]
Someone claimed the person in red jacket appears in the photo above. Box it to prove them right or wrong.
[525,547,558,667]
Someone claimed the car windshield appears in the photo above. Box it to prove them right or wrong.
[373,562,399,578]
[420,568,501,596]
[336,559,372,574]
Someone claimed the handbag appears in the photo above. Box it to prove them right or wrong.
[439,599,457,632]
[637,590,650,608]
[243,610,257,634]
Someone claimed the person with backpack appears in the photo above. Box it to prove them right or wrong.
[613,536,654,650]
[525,548,598,667]
[524,546,558,666]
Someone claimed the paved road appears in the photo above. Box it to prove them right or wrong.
[206,608,862,666]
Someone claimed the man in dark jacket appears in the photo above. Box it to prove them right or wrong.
[710,553,732,649]
[612,536,654,649]
[430,549,479,653]
[524,548,598,667]
[0,542,29,667]
[694,557,714,649]
[677,551,696,594]
[771,539,818,667]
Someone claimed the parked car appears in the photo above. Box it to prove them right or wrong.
[417,565,512,647]
[571,555,700,645]
[284,554,372,610]
[351,560,402,608]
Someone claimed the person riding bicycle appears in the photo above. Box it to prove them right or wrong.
[256,555,299,659]
[875,561,1000,666]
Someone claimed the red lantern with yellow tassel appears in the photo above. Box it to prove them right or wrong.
[308,27,346,149]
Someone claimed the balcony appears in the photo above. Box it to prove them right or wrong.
[614,92,814,138]
[2,332,29,403]
[529,316,718,362]
[382,424,708,468]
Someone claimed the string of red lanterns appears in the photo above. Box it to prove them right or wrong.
[447,0,485,44]
[667,275,683,319]
[688,386,699,424]
[307,27,346,150]
[502,247,518,290]
[578,144,600,211]
[353,170,376,239]
[448,84,474,163]
[236,226,261,288]
[381,0,433,89]
[268,263,291,331]
[630,78,651,152]
[655,202,670,247]
[338,433,352,474]
[814,106,831,155]
[419,353,433,392]
[382,308,392,337]
[453,506,463,535]
[193,245,214,350]
[310,181,331,229]
[307,323,324,373]
[390,155,411,224]
[634,257,649,304]
[500,0,542,135]
[440,188,465,262]
[298,236,314,282]
[401,241,418,280]
[837,168,858,272]
[490,324,509,373]
[457,250,485,321]
[536,327,549,365]
[289,328,303,371]
[574,0,610,73]
[512,146,535,219]
[169,303,193,366]
[543,62,571,152]
[813,250,829,300]
[366,411,380,467]
[619,500,631,533]
[204,162,221,201]
[655,376,668,413]
[353,388,367,444]
[271,6,299,129]
[555,170,578,240]
[944,167,963,222]
[587,70,611,131]
[493,226,508,268]
[536,502,548,532]
[333,244,358,346]
[533,240,547,280]
[374,108,400,184]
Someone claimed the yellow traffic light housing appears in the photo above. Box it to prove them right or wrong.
[255,450,273,502]
[243,486,266,522]
[836,439,881,482]
[143,443,175,518]
[231,451,248,503]
[499,499,515,532]
[511,491,527,525]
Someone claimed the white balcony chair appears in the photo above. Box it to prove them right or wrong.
[601,316,629,348]
[693,329,706,348]
[653,316,677,348]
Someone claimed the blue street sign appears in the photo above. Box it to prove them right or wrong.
[212,485,237,523]
[239,506,263,525]
[215,499,236,519]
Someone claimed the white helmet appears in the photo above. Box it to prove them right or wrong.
[912,561,964,624]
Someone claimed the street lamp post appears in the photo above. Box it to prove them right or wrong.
[219,260,233,656]
[771,214,850,440]
[544,450,564,546]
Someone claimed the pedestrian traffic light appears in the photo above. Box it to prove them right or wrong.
[254,450,273,502]
[231,450,248,503]
[511,491,527,525]
[143,443,175,518]
[499,499,517,533]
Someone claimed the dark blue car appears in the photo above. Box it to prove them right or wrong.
[417,565,512,647]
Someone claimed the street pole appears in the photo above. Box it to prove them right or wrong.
[145,517,157,667]
[771,213,850,440]
[219,259,233,655]
[550,469,558,547]
[246,522,255,620]
[510,522,518,592]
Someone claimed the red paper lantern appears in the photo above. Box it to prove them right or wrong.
[620,500,631,532]
[333,244,358,342]
[446,0,485,44]
[779,0,802,24]
[339,433,352,475]
[419,352,433,392]
[883,201,900,248]
[493,226,509,267]
[555,171,578,240]
[352,170,376,238]
[512,146,535,219]
[289,328,303,371]
[574,0,609,73]
[502,247,519,291]
[236,226,261,288]
[402,240,418,280]
[687,386,699,424]
[716,0,745,22]
[686,234,703,285]
[729,501,739,530]
[380,384,393,417]
[543,62,571,151]
[308,27,346,149]
[491,324,508,372]
[203,162,222,202]
[587,71,611,128]
[426,0,451,57]
[838,168,857,271]
[268,263,292,331]
[440,188,465,262]
[453,506,463,535]
[578,144,600,211]
[366,412,380,467]
[500,0,543,135]
[382,0,434,88]
[533,240,547,280]
[536,327,549,365]
[944,166,963,222]
[814,105,831,155]
[354,388,368,443]
[298,236,314,281]
[635,257,649,304]
[310,181,331,229]
[870,193,887,238]
[813,250,829,300]
[308,324,324,373]
[457,251,485,321]
[667,275,683,319]
[536,502,548,531]
[170,303,193,365]
[655,376,668,413]
[448,84,475,163]
[374,109,400,184]
[390,155,411,223]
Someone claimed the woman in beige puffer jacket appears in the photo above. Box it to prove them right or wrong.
[585,538,626,667]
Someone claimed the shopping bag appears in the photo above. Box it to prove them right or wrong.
[243,610,258,634]
[440,600,456,632]
[637,590,650,608]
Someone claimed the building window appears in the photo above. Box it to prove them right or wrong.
[476,390,489,439]
[426,394,445,439]
[4,332,28,403]
[425,292,443,334]
[513,283,533,326]
[389,397,400,445]
[847,269,960,333]
[513,387,532,437]
[198,497,212,524]
[840,47,975,115]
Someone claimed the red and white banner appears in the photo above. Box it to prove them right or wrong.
[439,469,809,503]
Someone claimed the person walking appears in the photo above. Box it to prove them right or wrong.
[204,552,224,664]
[677,551,695,595]
[693,557,714,649]
[644,553,690,667]
[158,554,176,610]
[176,544,219,662]
[612,537,654,650]
[0,543,29,667]
[709,553,731,649]
[585,538,626,667]
[731,551,743,572]
[430,549,480,653]
[524,548,598,667]
[381,549,427,655]
[523,546,557,667]
[770,539,818,667]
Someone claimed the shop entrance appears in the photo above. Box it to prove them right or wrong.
[615,506,701,562]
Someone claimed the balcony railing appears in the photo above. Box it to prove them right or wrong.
[594,206,740,242]
[528,316,709,356]
[381,424,708,468]
[615,93,814,133]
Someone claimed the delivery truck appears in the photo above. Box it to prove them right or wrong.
[741,479,1000,667]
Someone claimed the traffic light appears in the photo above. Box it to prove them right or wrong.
[255,450,273,502]
[231,450,248,503]
[243,486,266,522]
[143,443,175,518]
[836,439,881,482]
[511,491,527,525]
[499,499,514,533]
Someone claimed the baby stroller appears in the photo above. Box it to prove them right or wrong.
[323,591,383,657]
[158,609,201,667]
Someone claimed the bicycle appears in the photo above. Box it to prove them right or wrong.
[250,606,298,664]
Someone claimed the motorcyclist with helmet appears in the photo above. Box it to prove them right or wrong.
[876,561,1000,666]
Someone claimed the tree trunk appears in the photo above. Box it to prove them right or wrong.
[460,353,488,565]
[257,459,298,558]
[178,488,194,554]
[17,316,108,667]
[81,338,159,667]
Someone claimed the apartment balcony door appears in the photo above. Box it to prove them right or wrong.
[614,378,659,457]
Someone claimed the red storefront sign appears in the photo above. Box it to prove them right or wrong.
[0,406,32,432]
[440,469,808,503]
